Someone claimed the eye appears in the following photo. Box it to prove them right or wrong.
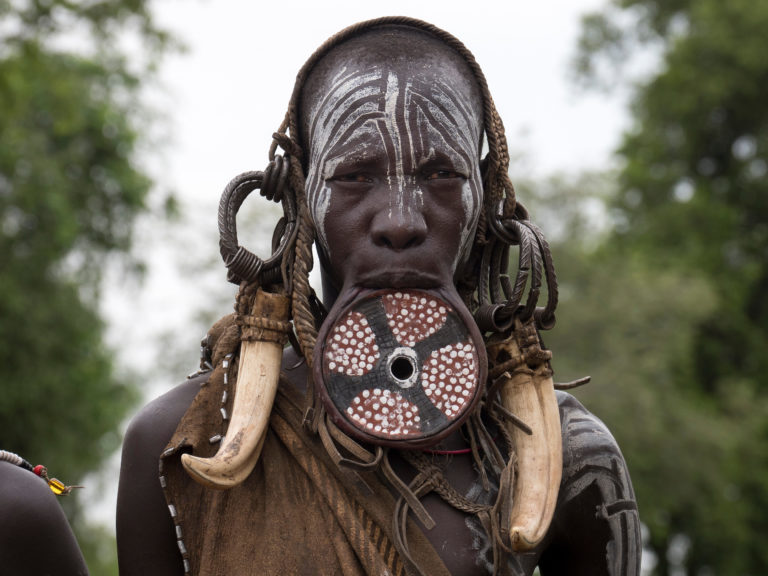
[329,173,373,184]
[424,169,465,180]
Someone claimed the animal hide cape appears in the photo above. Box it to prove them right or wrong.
[160,364,451,576]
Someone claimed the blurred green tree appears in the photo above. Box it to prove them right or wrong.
[0,1,173,573]
[521,172,767,575]
[562,0,768,573]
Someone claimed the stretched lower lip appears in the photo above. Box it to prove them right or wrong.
[355,270,444,289]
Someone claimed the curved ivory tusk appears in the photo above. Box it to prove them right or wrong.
[500,367,562,551]
[182,289,290,490]
[489,328,562,553]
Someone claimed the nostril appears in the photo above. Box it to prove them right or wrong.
[372,214,428,251]
[374,229,426,250]
[402,236,421,250]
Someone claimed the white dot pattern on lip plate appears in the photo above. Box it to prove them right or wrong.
[346,388,421,437]
[382,291,447,347]
[321,289,481,441]
[325,311,380,376]
[422,341,477,418]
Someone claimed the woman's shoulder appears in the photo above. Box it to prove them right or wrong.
[0,461,89,575]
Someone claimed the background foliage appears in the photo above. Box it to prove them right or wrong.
[0,1,172,573]
[538,0,768,573]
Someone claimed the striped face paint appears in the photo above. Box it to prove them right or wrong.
[304,65,483,273]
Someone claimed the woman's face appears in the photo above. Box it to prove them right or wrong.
[302,41,483,295]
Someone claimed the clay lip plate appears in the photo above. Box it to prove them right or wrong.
[314,288,487,448]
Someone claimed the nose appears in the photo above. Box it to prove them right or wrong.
[370,200,428,251]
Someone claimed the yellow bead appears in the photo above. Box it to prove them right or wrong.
[47,478,67,495]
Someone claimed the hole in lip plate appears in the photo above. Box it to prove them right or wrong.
[386,347,418,388]
[391,356,414,380]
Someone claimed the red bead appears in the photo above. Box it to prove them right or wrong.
[33,465,45,476]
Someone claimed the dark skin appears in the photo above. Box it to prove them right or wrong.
[117,27,640,575]
[0,462,89,575]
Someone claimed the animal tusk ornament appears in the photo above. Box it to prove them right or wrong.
[182,288,291,489]
[488,319,562,552]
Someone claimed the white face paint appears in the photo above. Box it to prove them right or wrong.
[305,64,483,272]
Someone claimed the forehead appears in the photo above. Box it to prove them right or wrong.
[299,28,483,155]
[307,66,482,172]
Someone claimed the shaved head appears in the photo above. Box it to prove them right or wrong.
[299,26,484,148]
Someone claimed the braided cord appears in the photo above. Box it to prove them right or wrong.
[0,449,33,471]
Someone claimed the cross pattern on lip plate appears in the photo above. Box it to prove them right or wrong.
[322,290,479,441]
